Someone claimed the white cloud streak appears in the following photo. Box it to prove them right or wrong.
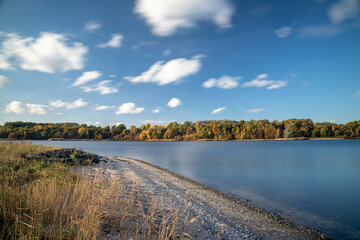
[327,0,360,24]
[274,27,292,38]
[95,105,116,110]
[246,108,266,113]
[242,74,287,90]
[167,98,181,108]
[72,71,102,86]
[116,102,145,114]
[297,25,343,38]
[163,50,171,57]
[125,55,202,85]
[81,80,118,95]
[49,98,88,109]
[202,75,241,89]
[152,107,161,113]
[5,101,53,115]
[0,75,10,88]
[211,107,226,114]
[97,34,123,48]
[84,21,102,32]
[140,119,172,124]
[134,0,235,36]
[0,32,87,73]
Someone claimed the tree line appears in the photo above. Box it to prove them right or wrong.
[0,119,359,141]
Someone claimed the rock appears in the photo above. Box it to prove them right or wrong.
[22,148,102,166]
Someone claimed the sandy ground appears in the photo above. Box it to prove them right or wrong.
[76,156,331,240]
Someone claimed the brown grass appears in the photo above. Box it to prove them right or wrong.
[0,142,195,239]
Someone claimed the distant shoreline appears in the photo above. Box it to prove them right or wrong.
[0,137,352,142]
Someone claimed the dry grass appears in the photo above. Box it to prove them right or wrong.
[0,142,195,239]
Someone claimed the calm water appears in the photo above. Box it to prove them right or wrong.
[29,140,360,239]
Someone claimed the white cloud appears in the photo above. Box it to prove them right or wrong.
[94,105,116,110]
[84,21,102,32]
[81,80,118,95]
[242,74,287,90]
[0,75,10,88]
[202,75,241,89]
[274,27,292,38]
[297,25,343,38]
[327,0,359,24]
[134,0,235,36]
[109,74,116,78]
[5,101,26,114]
[211,107,226,114]
[49,100,66,108]
[355,90,360,98]
[21,104,52,115]
[72,71,102,86]
[95,105,113,110]
[115,122,124,126]
[267,81,287,89]
[246,108,266,113]
[66,98,88,109]
[140,119,172,124]
[94,121,100,125]
[49,98,88,109]
[0,54,11,69]
[243,79,270,87]
[5,101,53,115]
[257,74,268,79]
[202,79,217,88]
[125,55,202,85]
[167,98,181,108]
[97,34,123,48]
[116,102,145,114]
[163,49,171,56]
[0,32,87,73]
[152,107,161,113]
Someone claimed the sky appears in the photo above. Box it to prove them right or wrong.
[0,0,359,127]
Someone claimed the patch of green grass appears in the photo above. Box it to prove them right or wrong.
[0,143,72,185]
[0,143,76,239]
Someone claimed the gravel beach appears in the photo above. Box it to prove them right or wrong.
[76,156,332,240]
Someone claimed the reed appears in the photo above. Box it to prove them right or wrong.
[0,142,195,239]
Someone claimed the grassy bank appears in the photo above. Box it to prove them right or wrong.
[0,143,194,239]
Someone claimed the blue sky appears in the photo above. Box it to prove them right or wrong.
[0,0,359,127]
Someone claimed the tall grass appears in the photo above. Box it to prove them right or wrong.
[0,142,195,239]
